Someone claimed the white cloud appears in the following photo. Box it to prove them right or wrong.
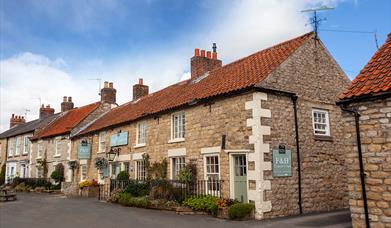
[0,0,348,132]
[0,53,98,132]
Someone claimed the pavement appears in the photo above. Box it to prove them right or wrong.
[0,193,352,228]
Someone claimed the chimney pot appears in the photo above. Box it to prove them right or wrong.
[201,50,206,57]
[194,48,200,57]
[190,46,222,79]
[61,96,74,112]
[133,79,149,101]
[63,96,67,102]
[12,114,15,118]
[206,51,211,59]
[40,103,55,119]
[212,52,218,59]
[101,82,116,104]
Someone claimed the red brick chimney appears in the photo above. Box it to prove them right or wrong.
[39,104,55,119]
[191,43,222,79]
[100,81,117,104]
[61,96,74,112]
[133,78,149,101]
[10,114,26,128]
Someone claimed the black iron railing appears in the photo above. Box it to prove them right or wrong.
[107,179,224,199]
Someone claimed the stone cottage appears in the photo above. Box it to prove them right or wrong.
[72,32,351,219]
[30,82,117,182]
[338,34,391,227]
[0,106,60,183]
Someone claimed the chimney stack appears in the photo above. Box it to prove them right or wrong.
[61,96,74,112]
[133,78,149,101]
[9,114,26,128]
[100,81,117,104]
[39,104,55,119]
[191,43,222,79]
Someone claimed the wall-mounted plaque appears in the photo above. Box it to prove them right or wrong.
[110,132,129,147]
[272,149,292,177]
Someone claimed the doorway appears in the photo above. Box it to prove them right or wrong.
[233,154,247,203]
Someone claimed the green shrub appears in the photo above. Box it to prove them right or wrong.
[117,193,151,208]
[116,171,130,181]
[182,195,219,213]
[50,170,64,183]
[228,203,255,219]
[50,184,61,190]
[123,180,150,197]
[0,164,5,184]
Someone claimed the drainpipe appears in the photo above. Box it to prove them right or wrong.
[340,106,370,228]
[291,95,303,214]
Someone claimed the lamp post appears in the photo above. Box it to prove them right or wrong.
[106,148,120,162]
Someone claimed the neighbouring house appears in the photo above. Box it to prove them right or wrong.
[338,34,391,228]
[72,32,351,219]
[30,82,117,182]
[0,105,60,183]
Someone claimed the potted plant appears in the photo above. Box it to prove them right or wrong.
[79,179,99,197]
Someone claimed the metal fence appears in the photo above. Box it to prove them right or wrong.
[103,179,225,200]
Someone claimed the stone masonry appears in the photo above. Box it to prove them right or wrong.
[342,97,391,227]
[71,36,351,219]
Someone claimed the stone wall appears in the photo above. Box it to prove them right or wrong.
[0,139,7,167]
[342,97,391,227]
[4,133,32,179]
[30,136,71,181]
[70,36,350,219]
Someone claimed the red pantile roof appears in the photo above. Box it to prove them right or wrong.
[34,102,100,139]
[339,34,391,100]
[79,32,314,136]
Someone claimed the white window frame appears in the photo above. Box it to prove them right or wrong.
[135,160,146,180]
[54,138,61,157]
[171,156,186,180]
[15,137,20,155]
[23,136,30,155]
[170,112,185,142]
[37,141,43,159]
[136,122,147,147]
[312,109,331,136]
[98,131,106,153]
[80,165,87,181]
[203,154,221,194]
[8,138,14,157]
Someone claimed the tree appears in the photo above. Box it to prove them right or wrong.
[50,163,64,183]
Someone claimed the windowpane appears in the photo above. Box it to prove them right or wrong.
[99,131,106,152]
[136,160,146,180]
[312,109,330,136]
[172,112,185,139]
[172,157,185,179]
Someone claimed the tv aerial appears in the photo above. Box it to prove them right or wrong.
[301,6,335,39]
[88,78,102,96]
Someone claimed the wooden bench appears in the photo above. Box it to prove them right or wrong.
[0,190,16,202]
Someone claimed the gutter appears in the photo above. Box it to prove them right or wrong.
[340,105,370,228]
[255,86,303,214]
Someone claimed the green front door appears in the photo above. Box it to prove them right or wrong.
[233,154,247,203]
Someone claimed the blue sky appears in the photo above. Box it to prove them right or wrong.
[0,0,390,131]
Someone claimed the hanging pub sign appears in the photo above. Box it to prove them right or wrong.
[272,145,292,177]
[110,131,129,147]
[78,141,91,159]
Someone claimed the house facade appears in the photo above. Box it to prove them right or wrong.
[30,84,117,182]
[338,34,391,228]
[0,106,59,183]
[72,32,351,219]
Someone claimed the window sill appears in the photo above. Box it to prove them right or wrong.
[134,143,146,149]
[314,135,333,142]
[22,153,28,156]
[168,138,185,144]
[36,157,42,160]
[53,155,61,158]
[97,151,106,154]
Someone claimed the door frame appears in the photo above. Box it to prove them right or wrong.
[227,150,249,201]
